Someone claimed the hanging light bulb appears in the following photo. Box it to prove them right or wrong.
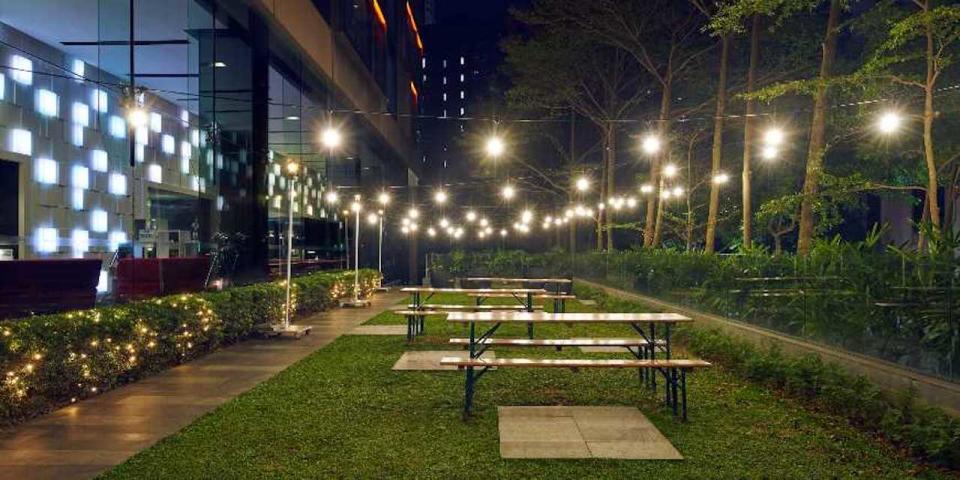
[465,210,478,222]
[434,189,448,204]
[876,111,903,135]
[712,173,730,184]
[763,127,785,146]
[663,164,678,178]
[640,184,654,194]
[324,190,339,204]
[377,191,390,205]
[761,146,778,160]
[367,212,379,225]
[641,134,661,155]
[485,136,505,158]
[575,176,590,192]
[320,127,342,149]
[408,208,420,219]
[501,184,516,200]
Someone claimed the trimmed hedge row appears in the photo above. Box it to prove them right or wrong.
[0,269,381,425]
[575,284,960,469]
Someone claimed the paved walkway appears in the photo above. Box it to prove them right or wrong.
[0,291,404,480]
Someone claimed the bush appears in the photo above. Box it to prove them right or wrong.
[0,269,380,425]
[576,283,960,469]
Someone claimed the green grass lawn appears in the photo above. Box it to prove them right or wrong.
[102,294,947,479]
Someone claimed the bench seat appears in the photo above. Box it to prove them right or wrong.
[440,357,709,369]
[448,338,665,347]
[391,304,542,311]
[467,293,576,299]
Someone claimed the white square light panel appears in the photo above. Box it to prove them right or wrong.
[91,149,109,172]
[10,129,31,156]
[10,55,32,85]
[71,188,84,210]
[71,124,84,147]
[72,102,89,127]
[109,173,127,196]
[109,231,127,251]
[161,134,175,155]
[71,165,89,189]
[35,158,58,184]
[91,209,108,232]
[109,116,126,138]
[148,163,162,183]
[35,227,58,253]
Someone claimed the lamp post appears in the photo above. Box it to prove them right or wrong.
[273,160,312,338]
[340,197,370,307]
[375,191,390,291]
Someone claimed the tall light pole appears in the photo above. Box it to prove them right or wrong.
[341,196,370,307]
[273,160,312,338]
[375,190,390,291]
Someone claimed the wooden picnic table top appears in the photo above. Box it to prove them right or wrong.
[400,287,548,294]
[463,277,572,283]
[445,311,691,324]
[466,292,575,298]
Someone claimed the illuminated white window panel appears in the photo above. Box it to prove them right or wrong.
[109,116,126,138]
[36,89,59,117]
[71,59,85,81]
[35,227,58,253]
[72,102,89,127]
[149,112,162,133]
[71,229,89,258]
[71,165,89,189]
[35,158,58,184]
[10,129,31,156]
[97,270,108,293]
[180,141,191,160]
[460,56,465,65]
[109,173,127,196]
[91,89,108,112]
[272,164,281,176]
[199,177,206,193]
[0,73,5,100]
[91,209,108,232]
[71,124,84,147]
[460,74,465,82]
[91,150,109,172]
[217,195,225,211]
[135,126,148,145]
[10,55,32,85]
[460,107,465,116]
[135,143,144,163]
[109,231,127,251]
[272,195,282,209]
[307,205,314,216]
[191,175,200,191]
[71,188,84,210]
[460,91,465,99]
[216,154,224,169]
[442,93,447,101]
[147,163,162,183]
[161,134,175,155]
[180,110,189,127]
[181,156,191,174]
[191,129,200,147]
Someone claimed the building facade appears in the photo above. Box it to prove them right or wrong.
[0,0,423,284]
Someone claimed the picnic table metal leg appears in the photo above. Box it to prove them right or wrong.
[419,314,425,335]
[650,324,657,394]
[665,323,674,408]
[406,315,413,342]
[671,369,679,416]
[463,321,477,419]
[681,369,688,421]
[526,293,534,339]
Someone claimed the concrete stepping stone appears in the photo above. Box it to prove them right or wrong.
[498,406,682,460]
[392,350,496,371]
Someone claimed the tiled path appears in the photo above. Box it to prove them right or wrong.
[0,291,404,480]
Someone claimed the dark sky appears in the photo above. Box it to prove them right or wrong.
[431,0,517,24]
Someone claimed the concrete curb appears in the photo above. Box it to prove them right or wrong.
[576,277,960,416]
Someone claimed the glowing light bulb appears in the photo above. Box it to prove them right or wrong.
[485,136,505,157]
[761,146,778,160]
[575,176,590,192]
[641,135,661,155]
[434,190,448,204]
[465,211,477,222]
[663,164,678,178]
[713,173,730,184]
[321,127,342,149]
[408,208,420,219]
[501,184,516,200]
[325,191,339,204]
[763,128,785,146]
[377,191,390,205]
[877,111,902,135]
[640,184,654,194]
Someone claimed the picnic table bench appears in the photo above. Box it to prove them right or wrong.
[391,303,543,340]
[401,287,548,338]
[440,311,708,420]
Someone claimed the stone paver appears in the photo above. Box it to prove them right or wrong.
[391,350,496,371]
[0,291,404,480]
[348,324,408,335]
[498,406,682,460]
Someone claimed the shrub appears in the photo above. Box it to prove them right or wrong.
[0,269,380,425]
[575,283,960,469]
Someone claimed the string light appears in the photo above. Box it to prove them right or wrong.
[877,111,903,134]
[465,210,477,222]
[377,191,391,205]
[434,189,448,204]
[321,127,342,149]
[325,190,339,204]
[663,164,678,178]
[485,136,505,158]
[713,173,730,184]
[408,207,420,219]
[501,184,516,200]
[640,184,654,194]
[763,127,785,146]
[761,145,778,160]
[641,134,661,155]
[575,176,590,192]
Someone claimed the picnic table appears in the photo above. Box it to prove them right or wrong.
[442,311,706,419]
[399,287,547,338]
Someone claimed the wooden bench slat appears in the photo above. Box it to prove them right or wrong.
[446,312,692,323]
[466,293,576,299]
[448,338,665,347]
[439,357,710,369]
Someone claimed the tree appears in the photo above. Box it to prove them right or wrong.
[502,11,649,250]
[863,2,960,231]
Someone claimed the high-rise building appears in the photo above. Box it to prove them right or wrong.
[0,0,425,285]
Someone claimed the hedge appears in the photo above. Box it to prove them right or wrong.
[0,269,381,425]
[576,283,960,469]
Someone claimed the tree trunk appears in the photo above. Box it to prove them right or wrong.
[606,123,616,251]
[654,181,666,248]
[797,0,840,256]
[742,15,760,249]
[922,0,940,229]
[944,164,959,233]
[645,72,672,248]
[569,112,577,254]
[705,34,730,253]
[598,128,608,251]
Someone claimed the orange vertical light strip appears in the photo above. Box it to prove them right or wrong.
[406,2,424,52]
[372,0,387,30]
[410,81,418,99]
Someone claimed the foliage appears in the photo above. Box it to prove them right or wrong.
[0,269,381,425]
[575,284,960,468]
